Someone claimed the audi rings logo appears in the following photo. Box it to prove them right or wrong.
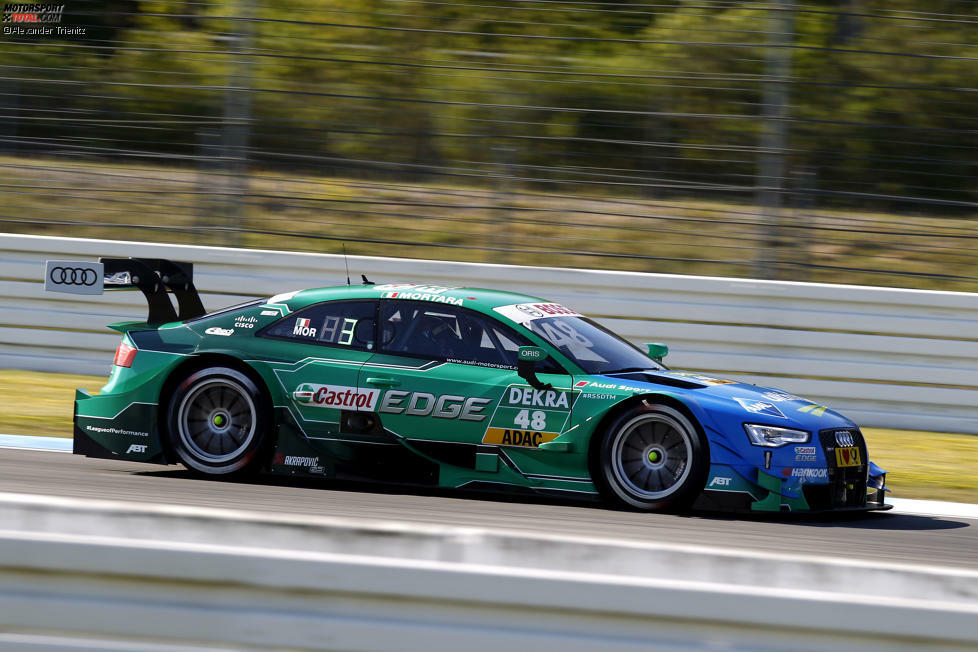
[516,304,545,318]
[44,260,103,295]
[835,430,855,447]
[50,266,98,286]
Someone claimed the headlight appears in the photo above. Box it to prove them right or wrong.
[744,423,810,447]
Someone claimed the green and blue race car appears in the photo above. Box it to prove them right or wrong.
[49,258,890,513]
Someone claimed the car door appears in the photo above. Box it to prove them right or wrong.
[361,300,574,458]
[257,299,377,442]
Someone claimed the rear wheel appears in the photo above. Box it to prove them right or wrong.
[166,367,269,475]
[597,403,707,511]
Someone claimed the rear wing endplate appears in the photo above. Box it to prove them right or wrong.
[45,258,206,324]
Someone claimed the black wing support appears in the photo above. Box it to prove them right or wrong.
[100,258,206,324]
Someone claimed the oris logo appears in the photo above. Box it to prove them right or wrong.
[50,266,98,286]
[835,430,855,447]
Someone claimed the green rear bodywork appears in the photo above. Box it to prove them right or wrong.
[74,284,667,498]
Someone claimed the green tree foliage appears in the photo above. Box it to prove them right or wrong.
[8,0,975,208]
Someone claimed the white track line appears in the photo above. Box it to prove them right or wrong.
[0,434,71,453]
[888,498,978,521]
[1,435,976,520]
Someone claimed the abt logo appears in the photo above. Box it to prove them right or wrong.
[709,476,731,487]
[293,318,316,337]
[126,444,148,454]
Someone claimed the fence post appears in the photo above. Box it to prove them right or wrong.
[755,0,795,280]
[220,0,256,246]
[492,145,516,264]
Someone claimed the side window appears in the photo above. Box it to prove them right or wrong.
[261,300,376,350]
[379,300,562,372]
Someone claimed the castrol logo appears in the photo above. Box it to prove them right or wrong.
[298,384,379,411]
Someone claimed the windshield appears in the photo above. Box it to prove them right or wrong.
[524,316,664,375]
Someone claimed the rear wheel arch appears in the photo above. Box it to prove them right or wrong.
[157,354,274,464]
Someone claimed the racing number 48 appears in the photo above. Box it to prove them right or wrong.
[514,409,546,430]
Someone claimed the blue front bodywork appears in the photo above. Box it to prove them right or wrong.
[585,369,889,512]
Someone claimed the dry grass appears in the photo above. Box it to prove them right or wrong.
[862,428,978,504]
[0,369,104,438]
[3,155,977,292]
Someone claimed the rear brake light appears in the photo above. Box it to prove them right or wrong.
[113,342,137,367]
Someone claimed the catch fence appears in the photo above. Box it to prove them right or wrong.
[0,1,976,289]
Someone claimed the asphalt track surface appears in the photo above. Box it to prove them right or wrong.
[2,447,977,571]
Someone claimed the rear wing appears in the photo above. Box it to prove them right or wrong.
[44,258,205,324]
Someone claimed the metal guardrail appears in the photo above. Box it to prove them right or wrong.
[2,233,977,433]
[0,492,976,651]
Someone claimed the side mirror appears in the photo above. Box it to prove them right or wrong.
[517,346,552,390]
[645,342,669,362]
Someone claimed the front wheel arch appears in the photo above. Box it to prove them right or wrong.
[588,395,710,511]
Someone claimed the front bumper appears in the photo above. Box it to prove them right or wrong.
[698,427,889,513]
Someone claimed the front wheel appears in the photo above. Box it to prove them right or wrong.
[596,403,708,511]
[166,367,269,475]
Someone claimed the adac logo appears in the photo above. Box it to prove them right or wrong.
[482,427,558,448]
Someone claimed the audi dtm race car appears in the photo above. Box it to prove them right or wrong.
[47,257,890,513]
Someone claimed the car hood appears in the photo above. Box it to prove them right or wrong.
[595,368,856,431]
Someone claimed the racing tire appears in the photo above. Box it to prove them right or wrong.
[596,402,708,511]
[166,366,270,476]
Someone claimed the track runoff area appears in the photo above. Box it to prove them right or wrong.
[2,433,978,564]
